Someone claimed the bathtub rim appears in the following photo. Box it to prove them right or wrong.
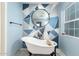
[21,36,57,48]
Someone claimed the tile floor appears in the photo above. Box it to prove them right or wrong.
[15,48,65,56]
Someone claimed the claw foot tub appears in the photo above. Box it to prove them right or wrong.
[21,37,57,56]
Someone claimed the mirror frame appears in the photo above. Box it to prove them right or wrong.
[31,9,50,28]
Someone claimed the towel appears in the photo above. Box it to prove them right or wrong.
[46,39,52,46]
[42,29,52,46]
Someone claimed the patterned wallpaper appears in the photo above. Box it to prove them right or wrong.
[22,4,59,47]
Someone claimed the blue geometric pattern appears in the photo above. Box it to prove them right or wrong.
[24,30,33,34]
[23,4,29,10]
[49,16,59,29]
[42,4,49,8]
[22,4,59,48]
[24,16,30,24]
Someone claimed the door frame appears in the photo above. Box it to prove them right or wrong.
[0,2,7,56]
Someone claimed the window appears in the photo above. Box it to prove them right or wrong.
[65,3,79,37]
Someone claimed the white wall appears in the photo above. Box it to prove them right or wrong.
[7,2,23,55]
[60,35,79,56]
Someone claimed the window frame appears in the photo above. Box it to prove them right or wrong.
[64,2,79,38]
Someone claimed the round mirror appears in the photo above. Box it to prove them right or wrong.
[31,9,50,28]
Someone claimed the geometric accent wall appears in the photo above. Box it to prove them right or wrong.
[22,4,59,47]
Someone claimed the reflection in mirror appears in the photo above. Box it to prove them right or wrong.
[31,9,50,28]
